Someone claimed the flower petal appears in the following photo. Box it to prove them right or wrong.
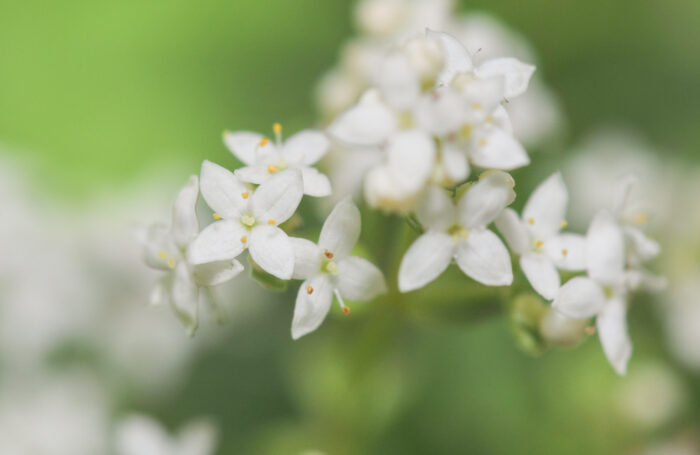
[469,125,530,171]
[415,89,466,136]
[398,231,454,292]
[375,51,420,110]
[200,160,250,219]
[624,226,660,263]
[319,198,361,259]
[522,172,568,239]
[520,253,560,300]
[193,259,244,287]
[385,129,436,192]
[442,142,470,184]
[597,296,632,375]
[415,185,455,232]
[457,170,515,229]
[545,233,587,271]
[587,210,626,285]
[251,169,304,224]
[336,256,387,301]
[474,57,535,98]
[223,131,277,165]
[249,225,295,280]
[234,164,271,185]
[142,224,178,270]
[149,278,170,306]
[427,29,473,87]
[300,166,332,197]
[291,237,322,280]
[552,276,605,319]
[187,220,247,265]
[455,228,513,286]
[328,89,396,147]
[171,261,199,336]
[282,130,330,165]
[171,175,200,249]
[495,208,528,255]
[291,275,334,340]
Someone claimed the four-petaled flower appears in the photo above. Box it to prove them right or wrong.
[399,171,515,292]
[187,160,304,280]
[139,175,243,336]
[290,198,387,339]
[495,172,586,300]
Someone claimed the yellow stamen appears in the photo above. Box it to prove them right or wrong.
[241,192,249,199]
[259,137,269,147]
[479,138,487,146]
[240,236,247,243]
[157,250,168,260]
[307,285,313,295]
[273,123,282,135]
[560,220,568,229]
[267,164,278,174]
[584,326,596,335]
[267,219,276,225]
[342,306,351,315]
[213,213,222,221]
[167,257,176,269]
[562,249,568,256]
[472,102,482,110]
[324,250,334,259]
[535,240,544,249]
[528,218,535,225]
[485,115,494,123]
[635,212,647,224]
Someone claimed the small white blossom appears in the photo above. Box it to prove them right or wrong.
[224,125,331,197]
[553,210,633,375]
[612,174,661,266]
[140,176,243,336]
[495,172,586,300]
[188,161,304,280]
[115,415,218,455]
[290,199,386,339]
[398,171,515,292]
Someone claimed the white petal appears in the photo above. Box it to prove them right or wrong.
[328,90,397,147]
[171,175,200,249]
[171,261,199,336]
[415,89,465,136]
[291,237,322,280]
[235,164,272,185]
[597,297,632,375]
[282,130,330,165]
[522,172,568,239]
[552,276,605,319]
[291,275,334,340]
[142,224,178,270]
[457,170,515,228]
[442,142,470,184]
[545,233,587,271]
[624,226,660,263]
[398,231,454,292]
[187,220,247,265]
[469,125,530,171]
[375,51,420,110]
[475,57,535,98]
[625,269,667,292]
[455,229,513,286]
[415,185,455,232]
[200,160,250,219]
[612,174,638,216]
[427,29,473,87]
[520,253,560,300]
[249,225,295,280]
[587,210,626,285]
[336,256,387,301]
[385,129,436,192]
[251,169,304,224]
[193,259,244,287]
[223,131,276,165]
[149,278,170,306]
[319,198,361,259]
[300,166,332,197]
[494,208,528,255]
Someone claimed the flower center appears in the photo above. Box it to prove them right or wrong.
[448,224,469,243]
[240,214,257,228]
[322,259,339,275]
[398,111,414,129]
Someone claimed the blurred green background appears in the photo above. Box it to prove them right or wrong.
[1,0,699,454]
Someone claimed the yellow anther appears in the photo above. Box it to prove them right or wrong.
[213,213,222,221]
[584,326,596,335]
[167,257,176,269]
[528,218,535,225]
[241,192,249,199]
[240,235,247,243]
[459,123,473,139]
[479,138,488,146]
[342,306,351,315]
[560,220,568,229]
[562,249,568,256]
[635,212,647,224]
[307,285,314,295]
[472,102,482,110]
[485,115,494,123]
[267,219,276,225]
[324,250,334,259]
[273,123,282,135]
[259,137,269,147]
[157,250,168,260]
[267,164,278,174]
[535,240,544,249]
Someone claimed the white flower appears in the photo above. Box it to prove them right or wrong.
[398,171,515,292]
[290,198,386,339]
[224,124,331,197]
[495,172,586,300]
[553,210,632,375]
[115,414,218,455]
[140,175,243,336]
[188,161,304,280]
[612,174,661,266]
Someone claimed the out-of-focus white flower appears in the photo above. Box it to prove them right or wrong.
[355,0,452,39]
[664,274,700,371]
[224,125,331,197]
[553,211,633,375]
[115,414,218,455]
[188,161,304,280]
[539,307,588,347]
[399,172,515,292]
[140,175,243,335]
[291,199,386,339]
[496,172,586,299]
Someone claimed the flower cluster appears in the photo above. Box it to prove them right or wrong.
[139,27,662,375]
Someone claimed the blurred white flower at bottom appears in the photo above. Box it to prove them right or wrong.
[115,414,218,455]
